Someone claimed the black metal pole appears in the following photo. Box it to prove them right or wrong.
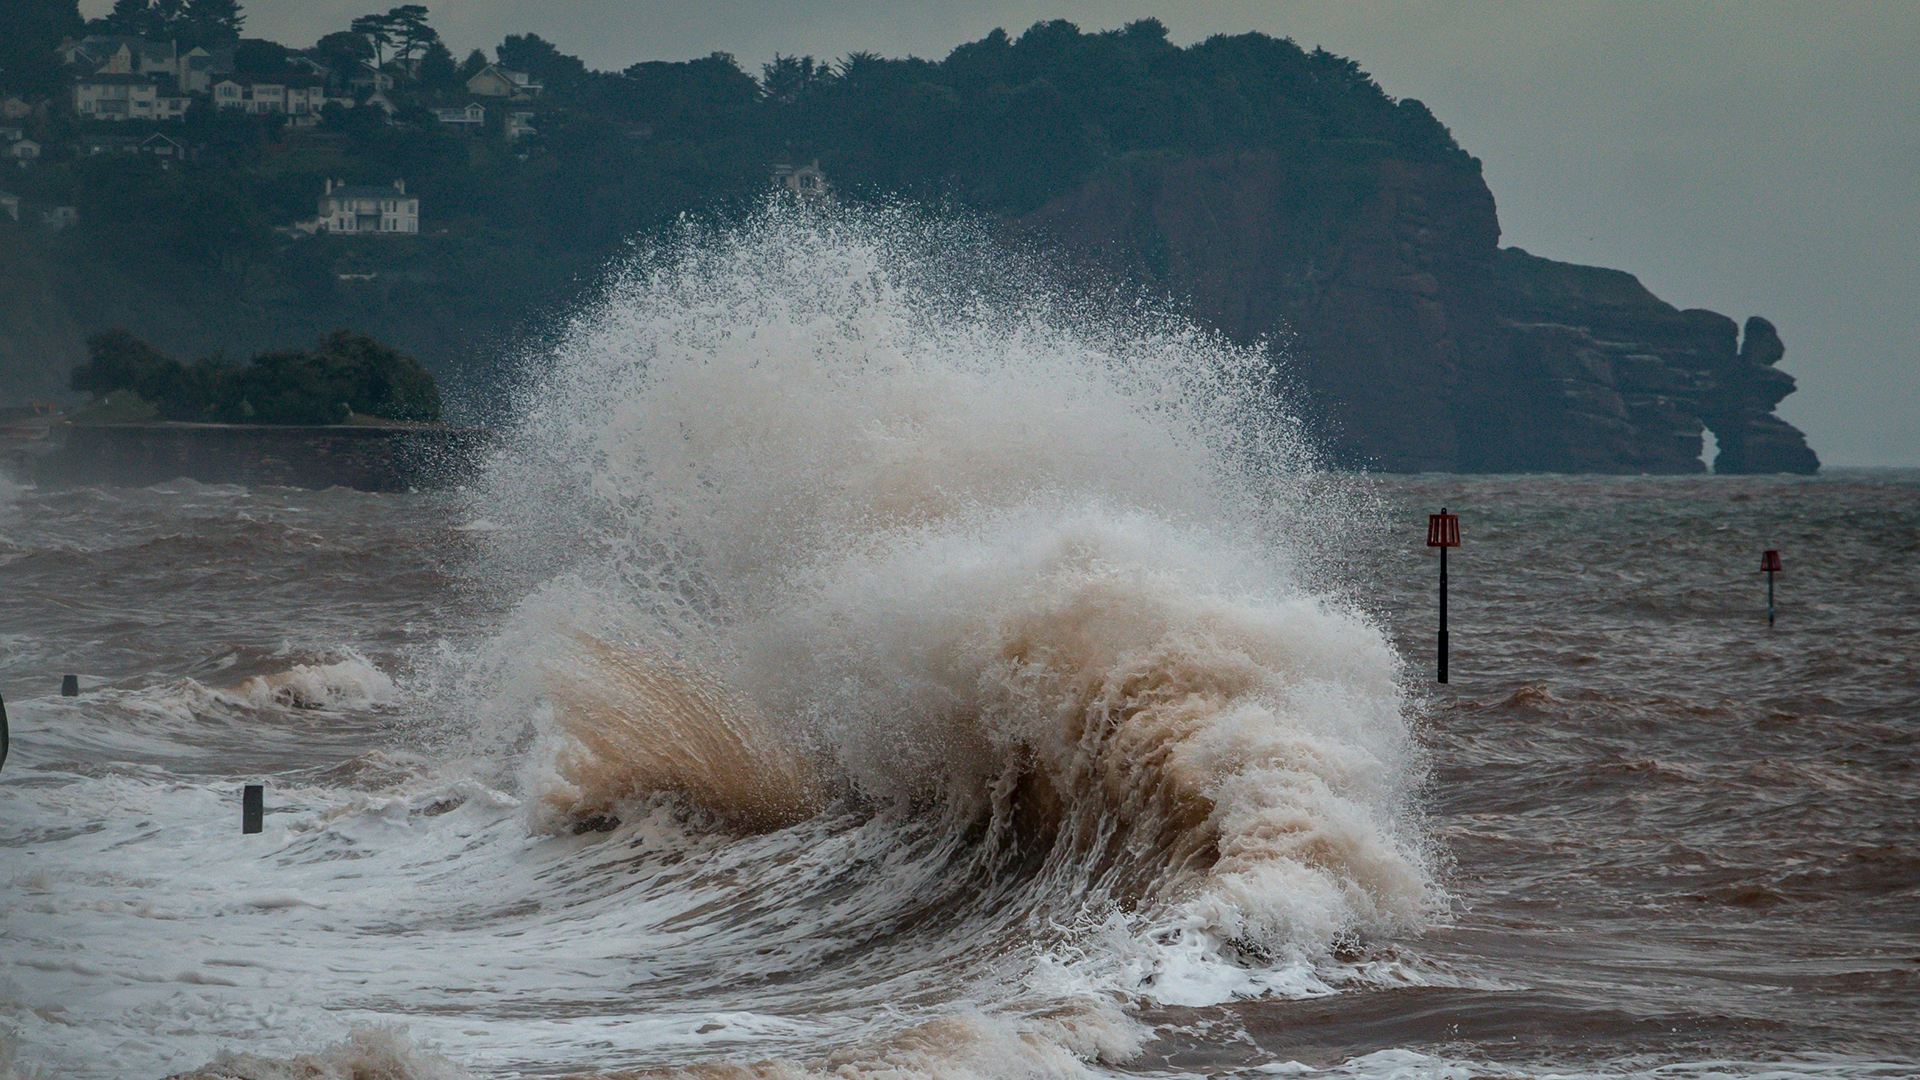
[1438,543,1449,683]
[243,784,264,834]
[1,688,9,774]
[1767,569,1775,627]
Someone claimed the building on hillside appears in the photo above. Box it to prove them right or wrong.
[61,36,227,93]
[212,74,333,124]
[139,132,187,164]
[432,102,485,127]
[72,72,191,121]
[0,98,32,121]
[6,140,40,168]
[60,36,178,81]
[772,160,828,200]
[178,45,236,93]
[317,179,418,235]
[60,35,233,94]
[465,64,542,100]
[504,109,537,141]
[43,206,78,231]
[358,88,398,117]
[0,190,19,221]
[347,62,396,94]
[78,133,142,155]
[287,56,333,81]
[76,133,187,164]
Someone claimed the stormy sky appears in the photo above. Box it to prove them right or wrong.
[92,1,1919,466]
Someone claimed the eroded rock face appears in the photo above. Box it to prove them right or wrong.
[1021,155,1819,474]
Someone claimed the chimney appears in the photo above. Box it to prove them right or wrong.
[394,179,404,193]
[325,178,333,194]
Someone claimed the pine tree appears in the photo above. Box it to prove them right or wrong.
[178,0,243,47]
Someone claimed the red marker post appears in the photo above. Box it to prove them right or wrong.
[1761,549,1782,626]
[1427,508,1461,682]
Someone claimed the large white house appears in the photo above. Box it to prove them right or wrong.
[317,179,419,235]
[72,72,191,121]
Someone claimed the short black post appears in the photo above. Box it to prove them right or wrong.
[243,784,264,834]
[1760,549,1783,627]
[1426,508,1461,684]
[1,688,10,774]
[61,675,79,697]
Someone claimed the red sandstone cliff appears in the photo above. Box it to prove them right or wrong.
[1021,153,1818,474]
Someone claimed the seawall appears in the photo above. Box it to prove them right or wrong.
[24,423,491,492]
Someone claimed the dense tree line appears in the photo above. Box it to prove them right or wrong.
[72,329,441,424]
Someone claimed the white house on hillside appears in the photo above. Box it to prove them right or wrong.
[212,74,334,124]
[72,72,191,121]
[773,160,828,200]
[433,102,485,127]
[317,179,418,235]
[466,64,542,100]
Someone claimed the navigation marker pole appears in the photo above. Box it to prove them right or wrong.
[1427,508,1461,683]
[1761,549,1782,627]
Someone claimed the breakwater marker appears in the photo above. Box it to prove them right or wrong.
[1,688,9,774]
[61,675,78,697]
[1761,549,1782,626]
[1428,508,1461,683]
[243,784,264,834]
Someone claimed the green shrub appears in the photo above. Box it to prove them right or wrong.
[71,329,442,425]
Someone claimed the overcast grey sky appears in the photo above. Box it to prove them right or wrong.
[90,1,1919,465]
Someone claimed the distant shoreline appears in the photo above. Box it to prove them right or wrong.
[14,420,491,492]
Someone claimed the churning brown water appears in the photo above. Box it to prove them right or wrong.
[1,208,1914,1080]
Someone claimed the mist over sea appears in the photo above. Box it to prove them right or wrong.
[1,208,1915,1079]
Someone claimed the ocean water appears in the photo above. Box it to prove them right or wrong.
[1,208,1915,1080]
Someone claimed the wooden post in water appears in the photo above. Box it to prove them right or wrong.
[243,784,264,834]
[1427,508,1461,683]
[61,675,78,697]
[1,688,9,774]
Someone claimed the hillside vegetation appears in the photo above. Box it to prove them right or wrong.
[0,5,1474,414]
